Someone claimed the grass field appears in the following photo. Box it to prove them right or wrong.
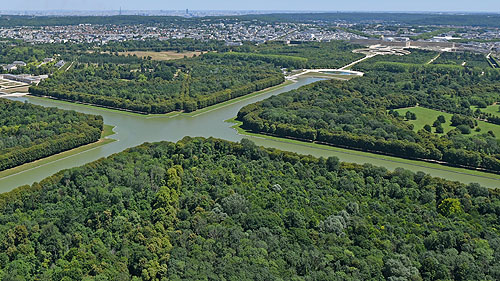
[117,51,201,61]
[394,106,500,137]
[471,104,500,118]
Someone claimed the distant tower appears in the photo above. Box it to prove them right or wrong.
[119,7,122,16]
[186,9,189,15]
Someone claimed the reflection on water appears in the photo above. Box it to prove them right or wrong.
[1,76,499,192]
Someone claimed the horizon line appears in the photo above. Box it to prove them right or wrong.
[1,10,500,14]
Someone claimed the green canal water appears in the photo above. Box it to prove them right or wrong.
[1,76,499,192]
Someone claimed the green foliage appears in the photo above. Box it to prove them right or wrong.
[438,198,462,217]
[234,41,364,69]
[0,99,103,171]
[1,137,500,280]
[203,51,309,69]
[433,52,491,69]
[406,111,417,120]
[238,63,500,172]
[30,53,285,114]
[456,125,471,134]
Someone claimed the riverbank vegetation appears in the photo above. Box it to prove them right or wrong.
[30,53,285,114]
[28,40,362,114]
[1,137,500,280]
[238,59,500,173]
[0,98,103,171]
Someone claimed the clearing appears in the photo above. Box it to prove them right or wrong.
[394,106,500,137]
[471,104,500,118]
[117,51,202,61]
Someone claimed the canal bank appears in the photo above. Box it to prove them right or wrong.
[1,76,499,192]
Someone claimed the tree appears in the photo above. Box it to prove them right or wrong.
[438,198,462,217]
[320,215,346,235]
[222,193,249,215]
[406,111,417,120]
[457,125,471,134]
[424,124,432,132]
[383,254,421,281]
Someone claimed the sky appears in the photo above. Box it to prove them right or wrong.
[2,0,500,12]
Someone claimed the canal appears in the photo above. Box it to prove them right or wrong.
[1,76,499,192]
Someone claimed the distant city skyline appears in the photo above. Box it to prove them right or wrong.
[1,0,500,13]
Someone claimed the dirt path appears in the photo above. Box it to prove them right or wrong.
[427,52,442,64]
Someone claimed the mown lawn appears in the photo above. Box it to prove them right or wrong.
[471,104,500,118]
[394,106,500,137]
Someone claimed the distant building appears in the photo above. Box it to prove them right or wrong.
[3,64,17,71]
[225,41,243,46]
[43,58,54,63]
[55,60,65,68]
[12,61,26,66]
[2,74,48,85]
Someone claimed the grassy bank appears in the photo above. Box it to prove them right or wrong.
[226,117,500,187]
[0,125,116,180]
[185,80,294,117]
[27,80,295,118]
[472,104,500,118]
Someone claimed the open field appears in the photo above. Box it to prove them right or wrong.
[394,106,500,136]
[0,125,115,181]
[117,51,202,61]
[472,104,500,118]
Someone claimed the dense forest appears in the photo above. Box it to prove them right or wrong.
[233,41,364,69]
[29,41,362,114]
[432,52,490,69]
[0,98,103,171]
[30,53,285,114]
[238,61,500,172]
[235,13,500,28]
[0,137,499,280]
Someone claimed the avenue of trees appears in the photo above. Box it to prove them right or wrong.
[238,63,500,172]
[1,137,500,280]
[30,53,285,114]
[0,99,103,171]
[25,40,368,114]
[354,49,439,70]
[233,41,365,69]
[433,52,491,68]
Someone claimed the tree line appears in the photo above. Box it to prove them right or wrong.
[0,137,499,280]
[30,52,286,114]
[0,99,103,171]
[238,63,500,173]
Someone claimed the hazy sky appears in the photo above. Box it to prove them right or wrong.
[2,0,500,12]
